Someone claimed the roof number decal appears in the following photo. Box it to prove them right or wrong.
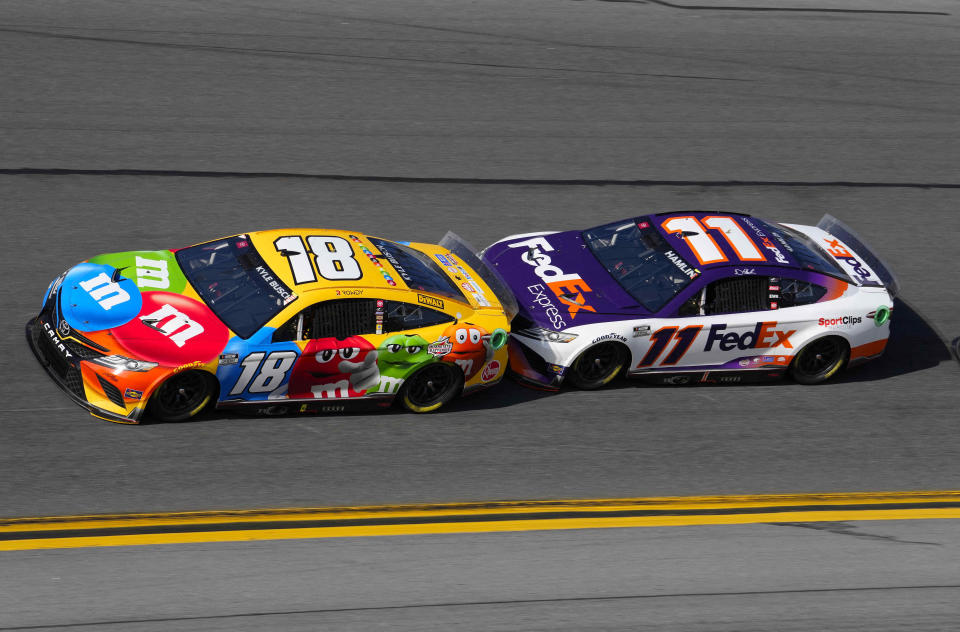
[274,235,362,284]
[661,216,766,265]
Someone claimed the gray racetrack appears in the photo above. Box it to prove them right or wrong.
[1,0,959,629]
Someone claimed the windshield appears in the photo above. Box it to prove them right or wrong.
[739,216,849,279]
[367,238,467,303]
[583,219,698,312]
[176,235,296,338]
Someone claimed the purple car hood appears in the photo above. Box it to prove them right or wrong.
[483,230,648,330]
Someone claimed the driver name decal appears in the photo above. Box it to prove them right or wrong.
[664,250,701,279]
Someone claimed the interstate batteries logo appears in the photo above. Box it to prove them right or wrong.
[508,236,596,328]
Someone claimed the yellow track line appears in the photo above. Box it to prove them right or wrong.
[3,491,959,551]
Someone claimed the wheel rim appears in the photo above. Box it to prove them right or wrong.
[576,344,621,382]
[796,338,843,378]
[155,372,209,415]
[405,365,454,408]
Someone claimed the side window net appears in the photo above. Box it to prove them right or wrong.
[778,278,827,308]
[314,299,377,339]
[383,301,453,333]
[272,299,377,342]
[272,312,301,342]
[704,277,768,315]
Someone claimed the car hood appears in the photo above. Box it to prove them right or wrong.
[52,250,231,367]
[483,230,648,330]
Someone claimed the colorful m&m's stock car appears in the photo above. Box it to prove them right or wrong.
[27,230,516,423]
[482,213,898,390]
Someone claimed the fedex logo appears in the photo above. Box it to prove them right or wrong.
[823,238,875,284]
[705,322,796,352]
[508,236,596,320]
[760,237,790,264]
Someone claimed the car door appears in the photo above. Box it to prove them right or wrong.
[633,273,797,373]
[370,299,455,394]
[282,298,381,399]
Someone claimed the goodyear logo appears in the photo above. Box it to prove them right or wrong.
[418,294,444,310]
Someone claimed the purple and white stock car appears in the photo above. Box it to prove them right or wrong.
[482,212,898,389]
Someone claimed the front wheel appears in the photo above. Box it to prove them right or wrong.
[147,370,217,422]
[568,342,627,389]
[790,336,849,385]
[399,363,464,413]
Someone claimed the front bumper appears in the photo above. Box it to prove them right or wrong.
[26,317,144,424]
[506,338,566,390]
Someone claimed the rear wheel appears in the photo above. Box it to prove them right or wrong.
[148,371,216,422]
[568,342,627,389]
[790,336,849,385]
[399,363,463,413]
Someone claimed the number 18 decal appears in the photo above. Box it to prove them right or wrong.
[229,350,298,395]
[274,235,362,284]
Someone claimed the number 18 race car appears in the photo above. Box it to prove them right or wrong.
[481,212,897,389]
[27,230,516,423]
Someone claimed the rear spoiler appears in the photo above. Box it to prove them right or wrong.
[439,232,520,321]
[816,214,900,298]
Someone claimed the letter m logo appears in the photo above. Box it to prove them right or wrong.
[135,256,170,289]
[78,272,130,310]
[139,304,204,347]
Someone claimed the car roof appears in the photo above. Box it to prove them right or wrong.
[248,228,414,292]
[643,211,802,272]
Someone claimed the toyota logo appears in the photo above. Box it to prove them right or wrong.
[57,320,71,337]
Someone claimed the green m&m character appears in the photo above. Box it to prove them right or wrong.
[372,334,435,393]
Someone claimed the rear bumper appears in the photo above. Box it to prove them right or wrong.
[25,318,143,424]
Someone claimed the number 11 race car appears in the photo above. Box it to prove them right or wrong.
[27,230,516,423]
[481,212,897,389]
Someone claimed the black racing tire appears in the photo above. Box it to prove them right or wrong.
[568,342,627,390]
[790,336,849,385]
[147,370,217,422]
[398,363,464,413]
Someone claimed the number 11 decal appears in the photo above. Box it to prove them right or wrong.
[661,216,765,265]
[637,325,703,367]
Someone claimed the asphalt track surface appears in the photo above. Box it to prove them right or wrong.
[2,0,960,629]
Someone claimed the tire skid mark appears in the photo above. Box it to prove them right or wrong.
[0,26,746,82]
[0,585,958,630]
[770,521,941,546]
